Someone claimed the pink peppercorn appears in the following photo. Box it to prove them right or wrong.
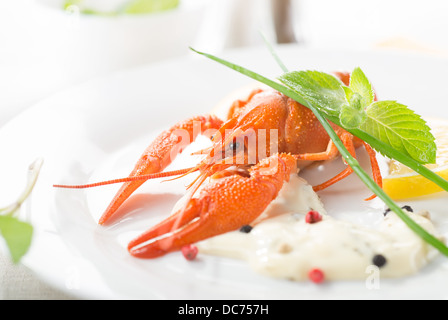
[181,244,198,261]
[308,268,325,284]
[305,210,322,224]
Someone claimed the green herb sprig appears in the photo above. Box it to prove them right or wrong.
[0,159,43,263]
[190,47,448,257]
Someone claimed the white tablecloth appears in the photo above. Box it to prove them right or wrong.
[0,253,77,300]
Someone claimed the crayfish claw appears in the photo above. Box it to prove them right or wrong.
[127,153,297,259]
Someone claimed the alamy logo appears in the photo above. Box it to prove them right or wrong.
[365,265,381,290]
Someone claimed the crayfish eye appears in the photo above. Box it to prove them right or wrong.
[227,141,240,151]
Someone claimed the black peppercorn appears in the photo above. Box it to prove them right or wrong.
[384,205,413,216]
[372,254,387,268]
[401,205,413,212]
[239,225,253,233]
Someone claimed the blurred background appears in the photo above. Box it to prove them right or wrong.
[1,0,448,127]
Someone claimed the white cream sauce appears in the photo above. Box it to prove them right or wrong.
[197,175,440,281]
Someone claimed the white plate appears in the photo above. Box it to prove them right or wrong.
[1,46,448,300]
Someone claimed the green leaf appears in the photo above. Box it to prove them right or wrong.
[279,68,436,165]
[0,158,42,263]
[360,101,437,164]
[124,0,180,14]
[349,67,375,107]
[279,71,347,117]
[0,215,33,264]
[339,93,368,129]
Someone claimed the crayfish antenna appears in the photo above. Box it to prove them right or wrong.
[53,167,198,189]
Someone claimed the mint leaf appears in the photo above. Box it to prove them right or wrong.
[340,93,368,129]
[360,101,436,164]
[124,0,179,14]
[349,67,375,107]
[280,68,436,165]
[0,216,33,264]
[279,71,347,117]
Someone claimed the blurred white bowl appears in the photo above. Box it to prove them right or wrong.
[33,0,207,78]
[0,0,208,129]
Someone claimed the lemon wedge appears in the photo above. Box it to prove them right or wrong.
[383,118,448,200]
